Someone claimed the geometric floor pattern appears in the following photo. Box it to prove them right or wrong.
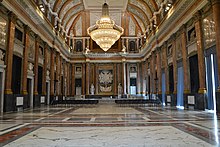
[0,103,220,146]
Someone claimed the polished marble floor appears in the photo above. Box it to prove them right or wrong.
[0,103,220,146]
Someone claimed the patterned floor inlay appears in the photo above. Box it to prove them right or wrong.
[0,104,219,146]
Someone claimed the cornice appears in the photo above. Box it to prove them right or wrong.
[209,0,220,5]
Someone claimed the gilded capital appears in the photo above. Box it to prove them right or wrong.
[24,25,31,34]
[209,0,220,5]
[179,24,187,34]
[193,10,202,22]
[35,34,41,42]
[8,11,17,23]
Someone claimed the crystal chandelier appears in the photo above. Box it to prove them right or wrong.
[87,3,124,52]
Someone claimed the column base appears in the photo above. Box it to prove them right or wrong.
[184,93,189,109]
[33,94,40,107]
[171,94,177,107]
[50,95,55,104]
[157,94,162,103]
[4,94,15,112]
[22,94,29,109]
[216,91,220,113]
[195,93,206,110]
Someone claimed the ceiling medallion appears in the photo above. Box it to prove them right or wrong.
[87,3,124,52]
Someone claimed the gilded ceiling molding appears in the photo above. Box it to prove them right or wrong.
[137,0,153,17]
[149,0,159,10]
[58,0,75,18]
[67,13,82,35]
[58,0,81,19]
[127,12,143,34]
[53,0,62,12]
[127,6,147,30]
[61,3,82,25]
[128,3,150,24]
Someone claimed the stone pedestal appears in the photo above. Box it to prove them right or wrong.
[184,94,189,109]
[22,94,29,109]
[195,93,206,110]
[216,91,220,112]
[50,95,55,104]
[4,94,15,112]
[158,94,162,103]
[171,94,177,106]
[33,95,40,107]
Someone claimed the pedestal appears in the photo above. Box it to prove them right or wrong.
[216,91,220,112]
[33,94,40,107]
[195,93,206,110]
[171,94,177,106]
[4,94,15,112]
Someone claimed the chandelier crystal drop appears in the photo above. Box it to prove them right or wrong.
[87,3,124,52]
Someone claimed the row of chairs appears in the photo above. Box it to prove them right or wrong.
[115,99,161,107]
[52,100,99,106]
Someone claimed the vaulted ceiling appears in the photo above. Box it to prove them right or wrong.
[40,0,174,37]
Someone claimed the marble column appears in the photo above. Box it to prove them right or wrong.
[114,63,117,96]
[194,11,206,110]
[126,63,130,95]
[4,12,17,112]
[156,48,162,101]
[82,63,86,96]
[71,64,75,96]
[22,25,31,108]
[50,49,55,104]
[55,52,60,99]
[42,43,48,105]
[210,0,220,112]
[86,62,90,95]
[59,56,62,96]
[122,61,127,95]
[152,52,156,94]
[181,25,190,108]
[21,25,30,96]
[172,35,178,106]
[66,62,70,96]
[149,55,154,98]
[137,62,141,95]
[95,64,99,95]
[141,61,146,96]
[33,35,40,107]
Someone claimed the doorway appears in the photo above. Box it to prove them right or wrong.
[27,77,34,108]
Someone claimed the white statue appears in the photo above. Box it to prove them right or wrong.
[118,83,122,98]
[0,50,4,65]
[90,84,95,95]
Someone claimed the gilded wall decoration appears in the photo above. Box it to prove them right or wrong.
[176,36,182,59]
[99,70,113,93]
[28,38,35,60]
[203,14,216,49]
[187,27,196,44]
[0,17,7,47]
[0,49,5,65]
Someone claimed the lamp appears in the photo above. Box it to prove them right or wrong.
[87,3,124,52]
